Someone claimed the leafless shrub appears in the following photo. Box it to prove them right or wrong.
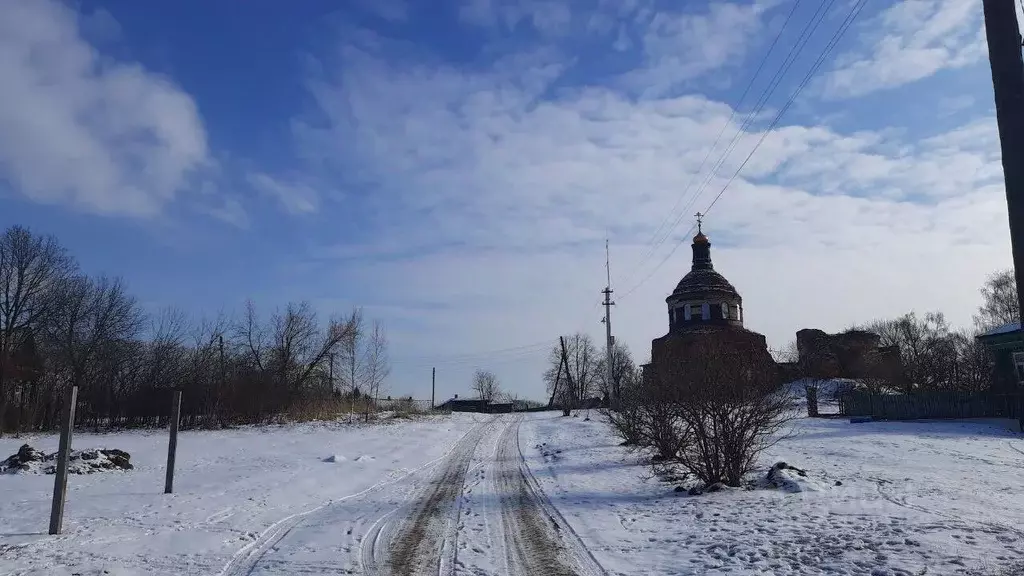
[613,338,790,488]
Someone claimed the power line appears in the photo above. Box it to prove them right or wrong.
[621,0,836,295]
[618,0,867,301]
[618,0,807,287]
[391,259,609,368]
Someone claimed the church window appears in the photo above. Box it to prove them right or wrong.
[701,303,710,320]
[721,302,729,319]
[683,306,692,321]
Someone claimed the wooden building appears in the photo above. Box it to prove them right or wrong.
[976,322,1024,393]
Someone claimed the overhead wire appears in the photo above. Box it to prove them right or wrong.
[390,271,608,369]
[620,0,835,294]
[618,0,866,301]
[394,0,869,370]
[617,0,806,286]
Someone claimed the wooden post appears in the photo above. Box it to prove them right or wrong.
[806,386,819,418]
[165,390,182,494]
[49,385,78,535]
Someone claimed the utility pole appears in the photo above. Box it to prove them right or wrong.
[601,239,616,405]
[983,0,1024,324]
[329,352,335,391]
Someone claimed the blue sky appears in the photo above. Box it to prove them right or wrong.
[0,0,1015,401]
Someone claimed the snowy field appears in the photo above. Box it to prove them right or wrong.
[0,413,487,575]
[5,409,1024,575]
[520,411,1024,576]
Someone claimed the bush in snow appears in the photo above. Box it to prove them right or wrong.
[609,338,791,488]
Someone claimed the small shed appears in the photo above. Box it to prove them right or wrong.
[976,322,1024,393]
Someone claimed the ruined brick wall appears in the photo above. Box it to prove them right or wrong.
[795,328,903,384]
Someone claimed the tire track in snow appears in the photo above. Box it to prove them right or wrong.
[363,417,497,576]
[493,415,607,576]
[219,420,491,576]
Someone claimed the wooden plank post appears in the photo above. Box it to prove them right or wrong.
[49,385,78,535]
[165,389,182,494]
[806,386,819,418]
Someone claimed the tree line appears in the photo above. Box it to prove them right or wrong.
[0,225,390,435]
[776,269,1017,395]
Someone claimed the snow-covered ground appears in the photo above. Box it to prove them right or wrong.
[7,409,1024,575]
[520,411,1024,576]
[0,413,486,575]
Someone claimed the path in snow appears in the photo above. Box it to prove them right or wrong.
[365,417,497,576]
[490,415,606,576]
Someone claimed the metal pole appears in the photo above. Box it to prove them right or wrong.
[983,0,1024,325]
[165,390,182,494]
[431,367,436,409]
[49,385,77,535]
[602,239,615,404]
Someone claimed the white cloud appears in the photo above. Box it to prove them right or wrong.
[824,0,986,98]
[248,173,320,215]
[620,0,771,96]
[288,34,1011,400]
[0,0,210,217]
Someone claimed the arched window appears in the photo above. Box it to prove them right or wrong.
[683,306,691,321]
[721,302,729,319]
[701,303,710,320]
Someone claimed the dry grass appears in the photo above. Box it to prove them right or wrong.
[285,395,378,423]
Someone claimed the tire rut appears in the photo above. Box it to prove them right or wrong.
[371,417,496,576]
[495,415,586,576]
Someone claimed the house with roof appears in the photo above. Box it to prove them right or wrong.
[976,322,1024,393]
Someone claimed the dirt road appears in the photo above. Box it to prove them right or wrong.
[227,414,603,576]
[369,414,604,576]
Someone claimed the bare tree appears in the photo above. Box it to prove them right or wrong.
[544,333,600,414]
[270,302,355,402]
[362,320,390,421]
[0,226,76,434]
[865,311,985,392]
[770,340,799,364]
[236,299,268,372]
[657,339,790,487]
[46,275,144,427]
[341,307,365,396]
[472,369,500,402]
[975,269,1018,332]
[596,340,635,401]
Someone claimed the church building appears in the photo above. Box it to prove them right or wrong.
[644,216,778,389]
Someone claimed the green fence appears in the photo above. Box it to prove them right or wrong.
[839,390,1021,421]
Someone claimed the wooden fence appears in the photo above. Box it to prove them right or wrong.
[839,390,1022,421]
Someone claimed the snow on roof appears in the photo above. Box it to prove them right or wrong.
[977,322,1022,338]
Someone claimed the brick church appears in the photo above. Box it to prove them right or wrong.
[642,217,779,389]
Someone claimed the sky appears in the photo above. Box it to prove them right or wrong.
[0,0,1016,403]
